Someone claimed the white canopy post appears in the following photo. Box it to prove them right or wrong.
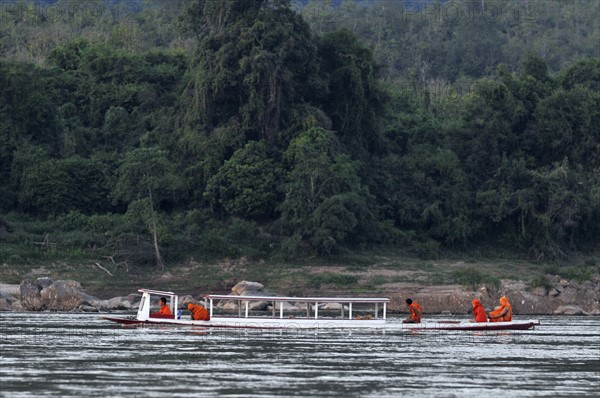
[203,294,390,323]
[137,292,150,321]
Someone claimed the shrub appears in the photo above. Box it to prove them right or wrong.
[309,272,358,288]
[562,267,593,283]
[543,264,560,275]
[452,266,500,289]
[529,275,552,291]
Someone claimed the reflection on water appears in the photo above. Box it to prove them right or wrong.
[1,313,599,397]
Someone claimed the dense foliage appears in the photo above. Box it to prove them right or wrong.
[0,0,598,266]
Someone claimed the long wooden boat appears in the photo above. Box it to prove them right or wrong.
[102,289,540,331]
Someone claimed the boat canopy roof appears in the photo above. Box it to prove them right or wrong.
[204,294,390,304]
[137,290,390,304]
[138,288,176,296]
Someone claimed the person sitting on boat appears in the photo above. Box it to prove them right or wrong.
[188,303,210,321]
[152,297,173,317]
[402,298,422,323]
[488,296,512,322]
[471,299,487,323]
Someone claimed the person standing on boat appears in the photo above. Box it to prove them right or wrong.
[188,303,210,321]
[153,297,173,316]
[402,298,422,323]
[471,299,487,323]
[488,296,512,322]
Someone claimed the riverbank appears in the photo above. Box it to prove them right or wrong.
[1,255,598,315]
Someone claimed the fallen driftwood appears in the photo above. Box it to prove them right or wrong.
[93,262,113,277]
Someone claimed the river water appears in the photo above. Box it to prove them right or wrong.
[0,313,598,397]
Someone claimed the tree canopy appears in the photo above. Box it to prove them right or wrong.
[1,0,598,265]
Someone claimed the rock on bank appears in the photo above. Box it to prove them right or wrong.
[0,278,138,312]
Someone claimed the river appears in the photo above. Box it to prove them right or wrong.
[0,313,598,397]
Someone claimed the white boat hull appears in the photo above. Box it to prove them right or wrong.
[103,316,540,331]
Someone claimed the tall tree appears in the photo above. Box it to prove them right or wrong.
[316,29,387,157]
[179,0,320,145]
[205,140,284,220]
[279,127,379,254]
[112,148,180,269]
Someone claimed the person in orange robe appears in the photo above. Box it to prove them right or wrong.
[488,296,512,322]
[402,298,422,323]
[153,297,173,316]
[471,299,487,322]
[188,303,210,321]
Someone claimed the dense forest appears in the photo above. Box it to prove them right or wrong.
[1,0,598,268]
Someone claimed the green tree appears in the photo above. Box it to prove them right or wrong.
[279,127,378,254]
[205,140,284,220]
[180,0,320,145]
[558,58,600,91]
[450,79,521,187]
[477,157,592,259]
[112,148,180,269]
[19,156,111,216]
[533,86,600,166]
[316,29,386,157]
[0,60,61,211]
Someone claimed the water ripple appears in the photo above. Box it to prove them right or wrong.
[1,313,599,397]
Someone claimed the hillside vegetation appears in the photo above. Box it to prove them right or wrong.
[1,0,598,275]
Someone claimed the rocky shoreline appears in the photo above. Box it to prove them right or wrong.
[388,275,600,316]
[1,274,599,316]
[0,278,140,313]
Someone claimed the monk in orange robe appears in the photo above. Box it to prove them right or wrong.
[188,303,210,321]
[153,297,173,316]
[402,298,422,323]
[488,296,512,322]
[471,299,487,323]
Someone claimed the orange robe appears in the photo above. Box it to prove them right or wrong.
[489,297,512,322]
[188,303,210,321]
[409,302,422,323]
[472,299,487,322]
[156,303,173,316]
